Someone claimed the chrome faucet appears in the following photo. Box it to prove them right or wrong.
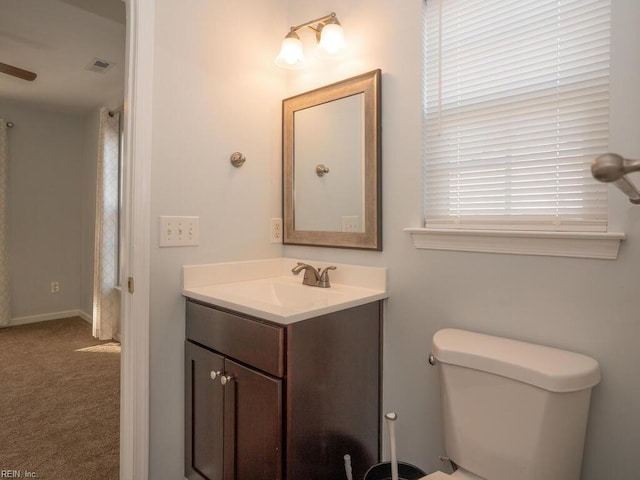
[291,262,337,288]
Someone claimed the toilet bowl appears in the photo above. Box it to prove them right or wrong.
[423,328,601,480]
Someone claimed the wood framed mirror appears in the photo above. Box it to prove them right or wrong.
[283,69,381,250]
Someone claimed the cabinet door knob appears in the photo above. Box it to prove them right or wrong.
[210,370,221,380]
[220,375,234,386]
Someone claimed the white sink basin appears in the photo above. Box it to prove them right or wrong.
[182,259,387,324]
[215,277,343,309]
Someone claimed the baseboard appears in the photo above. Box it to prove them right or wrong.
[77,310,93,324]
[10,309,93,327]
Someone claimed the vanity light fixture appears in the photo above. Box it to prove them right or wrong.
[275,12,345,69]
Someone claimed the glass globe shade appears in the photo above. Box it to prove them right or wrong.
[318,23,345,55]
[275,36,305,69]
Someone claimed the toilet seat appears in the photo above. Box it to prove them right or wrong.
[420,472,451,480]
[420,468,484,480]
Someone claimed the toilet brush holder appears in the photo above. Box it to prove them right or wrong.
[363,412,426,480]
[362,461,426,480]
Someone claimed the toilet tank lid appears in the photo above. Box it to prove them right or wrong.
[432,329,601,392]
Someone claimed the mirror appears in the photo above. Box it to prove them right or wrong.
[283,69,381,250]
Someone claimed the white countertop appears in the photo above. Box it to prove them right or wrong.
[182,258,387,324]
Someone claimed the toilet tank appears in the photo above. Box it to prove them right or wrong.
[432,329,601,480]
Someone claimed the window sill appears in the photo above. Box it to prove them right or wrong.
[404,228,626,260]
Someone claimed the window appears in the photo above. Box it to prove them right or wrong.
[423,0,611,232]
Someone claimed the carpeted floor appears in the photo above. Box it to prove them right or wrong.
[0,317,120,479]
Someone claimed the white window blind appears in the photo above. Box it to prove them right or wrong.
[423,0,611,231]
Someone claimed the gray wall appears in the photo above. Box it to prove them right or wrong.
[145,1,640,479]
[1,102,86,319]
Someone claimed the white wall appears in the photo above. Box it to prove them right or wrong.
[280,1,640,479]
[1,102,86,320]
[145,0,640,478]
[148,1,286,477]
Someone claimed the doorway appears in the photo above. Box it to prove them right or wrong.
[0,0,127,476]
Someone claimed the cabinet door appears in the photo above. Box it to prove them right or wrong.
[224,358,283,480]
[185,341,225,480]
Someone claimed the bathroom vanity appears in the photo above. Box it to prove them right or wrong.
[182,259,387,480]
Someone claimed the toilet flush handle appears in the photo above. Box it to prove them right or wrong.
[428,353,436,366]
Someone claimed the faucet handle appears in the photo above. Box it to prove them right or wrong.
[318,266,337,288]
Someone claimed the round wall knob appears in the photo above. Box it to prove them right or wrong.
[316,164,330,177]
[220,375,234,386]
[230,152,246,168]
[210,371,221,380]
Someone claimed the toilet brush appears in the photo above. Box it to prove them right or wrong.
[344,454,353,480]
[385,413,400,480]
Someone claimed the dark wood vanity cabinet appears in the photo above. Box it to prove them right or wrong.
[184,298,381,480]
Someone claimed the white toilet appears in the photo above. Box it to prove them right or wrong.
[421,328,601,480]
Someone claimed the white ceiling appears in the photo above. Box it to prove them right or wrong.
[0,0,126,114]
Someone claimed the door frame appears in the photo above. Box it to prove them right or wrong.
[120,0,153,478]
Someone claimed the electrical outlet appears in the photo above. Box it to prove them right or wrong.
[159,216,200,247]
[271,218,283,243]
[50,281,60,294]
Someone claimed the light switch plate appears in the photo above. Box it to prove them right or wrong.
[159,216,200,247]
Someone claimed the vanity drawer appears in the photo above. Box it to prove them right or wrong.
[186,300,285,377]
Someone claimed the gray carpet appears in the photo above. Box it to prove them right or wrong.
[0,317,120,479]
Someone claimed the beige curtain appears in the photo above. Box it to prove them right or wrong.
[93,109,121,340]
[0,120,9,327]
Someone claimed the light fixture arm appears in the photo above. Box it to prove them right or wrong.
[288,12,338,35]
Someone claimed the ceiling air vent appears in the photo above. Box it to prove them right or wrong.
[86,57,114,73]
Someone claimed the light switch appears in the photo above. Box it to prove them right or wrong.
[159,216,200,247]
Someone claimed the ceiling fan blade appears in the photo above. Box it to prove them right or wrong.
[0,62,37,81]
